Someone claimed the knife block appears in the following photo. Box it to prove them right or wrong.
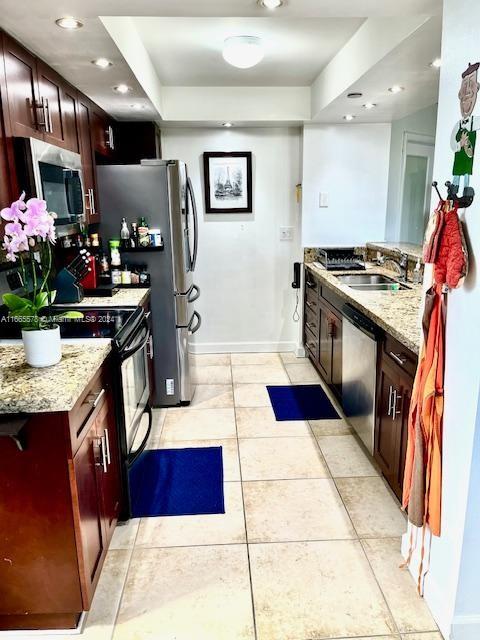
[53,268,84,304]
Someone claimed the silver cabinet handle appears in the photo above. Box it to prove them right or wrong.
[147,335,154,359]
[101,434,108,472]
[392,390,402,420]
[106,125,115,150]
[45,97,53,133]
[389,351,407,366]
[104,428,111,465]
[88,188,96,215]
[387,385,394,416]
[88,387,106,408]
[306,322,317,331]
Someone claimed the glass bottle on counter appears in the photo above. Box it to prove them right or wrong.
[109,239,121,267]
[130,222,139,248]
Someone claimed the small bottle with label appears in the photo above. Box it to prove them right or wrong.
[130,222,138,248]
[120,217,130,249]
[138,216,150,247]
[121,264,132,285]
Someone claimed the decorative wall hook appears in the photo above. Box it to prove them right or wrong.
[432,181,475,208]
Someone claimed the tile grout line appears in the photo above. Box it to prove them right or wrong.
[232,357,259,640]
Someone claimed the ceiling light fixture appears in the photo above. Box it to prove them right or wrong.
[113,84,131,94]
[223,36,264,69]
[363,102,377,109]
[388,85,405,94]
[430,58,442,68]
[259,0,283,9]
[131,103,145,111]
[223,122,233,128]
[347,92,363,99]
[92,58,113,69]
[55,16,83,30]
[343,114,355,121]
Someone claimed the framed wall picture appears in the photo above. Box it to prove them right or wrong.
[203,151,253,213]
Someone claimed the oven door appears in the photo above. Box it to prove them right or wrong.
[119,317,151,455]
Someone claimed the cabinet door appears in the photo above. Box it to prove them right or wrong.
[374,358,402,491]
[96,390,122,544]
[318,299,332,382]
[91,108,114,157]
[330,311,342,398]
[36,61,65,147]
[72,420,106,604]
[61,84,79,152]
[3,35,40,137]
[393,373,413,501]
[77,96,100,223]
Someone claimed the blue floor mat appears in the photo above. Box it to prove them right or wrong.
[267,384,340,421]
[129,447,225,518]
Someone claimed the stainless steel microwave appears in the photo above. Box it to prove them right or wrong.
[14,137,85,237]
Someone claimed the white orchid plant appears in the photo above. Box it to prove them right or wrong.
[1,193,81,329]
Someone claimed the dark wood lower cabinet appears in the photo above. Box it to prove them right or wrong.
[304,268,342,399]
[374,341,416,501]
[0,359,121,631]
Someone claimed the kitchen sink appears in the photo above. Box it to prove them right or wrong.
[336,273,410,291]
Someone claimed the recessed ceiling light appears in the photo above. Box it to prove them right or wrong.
[131,103,145,111]
[430,58,442,68]
[55,16,83,30]
[223,36,264,69]
[223,122,233,128]
[347,92,363,99]
[363,102,377,109]
[388,85,405,94]
[113,84,131,94]
[259,0,283,8]
[92,58,113,69]
[343,114,355,121]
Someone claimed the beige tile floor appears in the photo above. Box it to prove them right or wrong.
[42,353,440,640]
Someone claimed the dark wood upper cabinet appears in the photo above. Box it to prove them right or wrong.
[91,106,115,158]
[2,34,40,138]
[77,95,100,223]
[36,61,64,147]
[61,83,79,153]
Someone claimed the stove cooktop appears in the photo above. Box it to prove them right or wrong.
[0,307,137,341]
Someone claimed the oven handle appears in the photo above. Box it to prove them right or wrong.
[127,404,152,468]
[119,319,151,362]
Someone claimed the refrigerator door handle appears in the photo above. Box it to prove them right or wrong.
[188,311,202,335]
[188,284,200,303]
[187,177,198,272]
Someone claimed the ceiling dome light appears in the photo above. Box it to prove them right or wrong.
[223,122,233,128]
[113,84,131,94]
[343,114,355,121]
[430,58,442,68]
[363,102,377,109]
[131,103,145,111]
[259,0,283,8]
[388,85,405,94]
[92,58,113,69]
[223,36,264,69]
[55,16,83,30]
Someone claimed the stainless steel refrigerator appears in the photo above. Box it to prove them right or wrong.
[96,160,200,406]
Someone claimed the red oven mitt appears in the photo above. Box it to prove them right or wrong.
[433,205,468,289]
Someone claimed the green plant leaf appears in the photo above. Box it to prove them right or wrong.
[48,290,57,304]
[2,293,29,311]
[34,291,50,310]
[54,311,84,320]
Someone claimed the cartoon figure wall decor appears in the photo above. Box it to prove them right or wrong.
[451,61,480,199]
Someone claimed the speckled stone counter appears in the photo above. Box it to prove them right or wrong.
[55,288,150,308]
[0,342,111,413]
[366,242,423,261]
[306,262,422,354]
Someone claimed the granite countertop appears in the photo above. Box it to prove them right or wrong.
[56,288,150,308]
[0,342,111,414]
[306,262,422,354]
[366,242,423,261]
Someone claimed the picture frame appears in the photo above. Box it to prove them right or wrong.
[203,151,253,214]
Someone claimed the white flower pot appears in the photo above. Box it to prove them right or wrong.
[21,325,62,368]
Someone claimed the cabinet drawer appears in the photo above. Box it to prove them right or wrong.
[384,335,417,378]
[304,306,319,338]
[305,326,318,358]
[305,272,319,295]
[321,284,344,314]
[68,366,109,454]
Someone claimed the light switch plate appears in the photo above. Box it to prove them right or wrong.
[319,192,329,208]
[279,226,294,241]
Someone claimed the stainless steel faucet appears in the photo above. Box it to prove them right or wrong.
[384,251,409,282]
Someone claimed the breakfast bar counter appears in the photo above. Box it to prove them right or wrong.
[0,342,112,414]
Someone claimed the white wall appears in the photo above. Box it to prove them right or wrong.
[385,103,438,241]
[301,123,391,247]
[401,2,480,638]
[162,127,303,353]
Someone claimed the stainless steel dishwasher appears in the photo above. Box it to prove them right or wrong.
[342,304,382,454]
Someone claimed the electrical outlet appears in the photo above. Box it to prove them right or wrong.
[279,226,294,241]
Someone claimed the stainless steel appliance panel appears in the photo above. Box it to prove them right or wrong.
[342,309,378,454]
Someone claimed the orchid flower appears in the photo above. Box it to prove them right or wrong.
[1,191,27,222]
